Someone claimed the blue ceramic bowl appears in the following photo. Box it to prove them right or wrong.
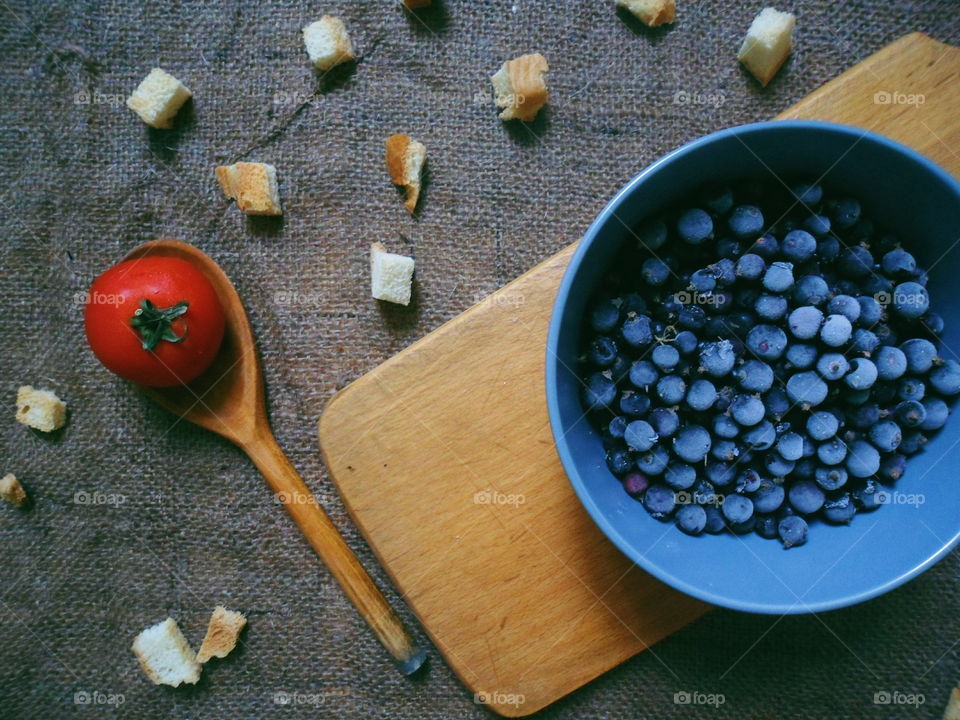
[546,121,960,614]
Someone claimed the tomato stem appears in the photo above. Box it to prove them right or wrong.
[131,299,189,351]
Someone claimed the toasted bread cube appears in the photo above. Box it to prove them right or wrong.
[303,16,355,70]
[16,386,66,433]
[946,688,960,720]
[738,7,796,87]
[0,474,28,508]
[132,618,201,687]
[370,242,415,306]
[617,0,676,26]
[126,68,192,129]
[386,134,427,214]
[491,53,549,122]
[215,162,282,216]
[196,606,247,663]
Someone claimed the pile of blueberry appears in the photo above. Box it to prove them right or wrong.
[581,178,960,548]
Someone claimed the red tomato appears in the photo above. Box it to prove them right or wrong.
[84,257,226,387]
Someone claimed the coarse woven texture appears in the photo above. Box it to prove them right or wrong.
[1,1,959,719]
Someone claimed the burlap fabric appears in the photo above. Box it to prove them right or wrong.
[1,1,959,718]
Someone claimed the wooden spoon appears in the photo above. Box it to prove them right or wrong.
[124,239,427,675]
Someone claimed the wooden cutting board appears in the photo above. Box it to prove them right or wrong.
[318,34,960,716]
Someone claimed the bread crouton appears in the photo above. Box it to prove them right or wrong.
[370,242,415,306]
[215,162,282,216]
[386,134,426,213]
[196,606,247,663]
[490,53,549,122]
[0,474,28,508]
[132,618,202,687]
[126,68,192,129]
[16,386,66,433]
[617,0,676,27]
[738,7,796,87]
[303,16,355,70]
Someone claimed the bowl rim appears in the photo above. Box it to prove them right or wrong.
[545,119,960,614]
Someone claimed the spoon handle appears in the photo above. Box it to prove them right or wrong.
[244,431,427,675]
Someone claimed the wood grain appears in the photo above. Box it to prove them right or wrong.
[318,34,960,716]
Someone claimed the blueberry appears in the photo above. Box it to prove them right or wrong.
[892,281,929,320]
[778,515,809,548]
[699,182,734,215]
[755,294,788,321]
[734,359,775,392]
[722,494,754,525]
[762,261,795,293]
[881,248,917,278]
[897,377,925,402]
[816,353,850,381]
[807,411,839,440]
[643,484,676,519]
[844,358,878,390]
[853,479,884,510]
[629,360,659,389]
[623,472,650,496]
[838,246,873,278]
[874,323,898,347]
[765,452,796,477]
[711,438,740,462]
[699,339,736,377]
[755,514,780,538]
[714,385,737,412]
[817,237,841,263]
[920,397,950,431]
[675,504,708,535]
[878,454,907,482]
[678,304,707,330]
[735,253,766,280]
[606,449,633,475]
[746,324,788,361]
[803,214,831,236]
[728,205,765,240]
[822,493,856,524]
[753,480,785,513]
[711,258,738,287]
[673,330,699,355]
[677,208,714,244]
[787,371,828,407]
[641,258,671,286]
[791,181,823,206]
[703,505,726,533]
[607,415,628,439]
[828,197,861,229]
[690,268,717,293]
[815,466,848,491]
[930,359,960,396]
[856,296,883,326]
[847,403,880,429]
[730,394,765,426]
[712,413,740,439]
[827,294,861,324]
[861,273,893,297]
[846,440,881,478]
[894,399,926,428]
[620,292,648,315]
[789,480,826,514]
[923,311,945,336]
[590,300,620,333]
[874,346,907,381]
[664,463,697,490]
[619,391,651,417]
[637,446,670,475]
[736,468,763,493]
[609,353,632,382]
[782,230,817,263]
[587,336,618,366]
[751,233,779,258]
[673,425,712,463]
[851,328,880,355]
[899,430,928,455]
[621,314,654,347]
[786,343,819,370]
[706,461,736,487]
[787,306,824,340]
[716,238,743,260]
[583,372,617,409]
[793,275,830,306]
[899,338,937,374]
[652,344,680,372]
[817,438,848,465]
[777,431,805,461]
[820,314,853,347]
[624,420,658,451]
[763,388,791,421]
[868,420,902,453]
[685,379,718,411]
[637,218,668,250]
[743,420,777,450]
